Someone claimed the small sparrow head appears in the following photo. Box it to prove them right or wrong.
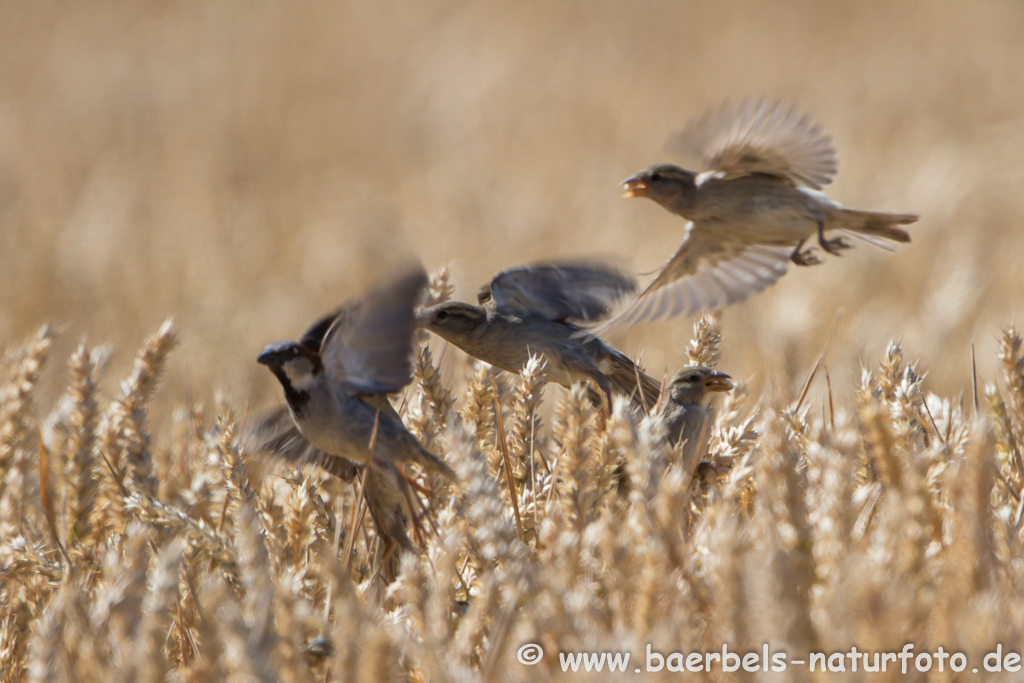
[622,164,697,206]
[418,302,488,342]
[665,366,733,407]
[257,341,323,390]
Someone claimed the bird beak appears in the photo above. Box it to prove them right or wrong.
[415,312,430,329]
[256,348,279,366]
[704,372,733,392]
[257,341,293,366]
[621,175,647,199]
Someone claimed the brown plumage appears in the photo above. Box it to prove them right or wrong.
[592,100,918,336]
[257,265,454,479]
[660,366,734,477]
[253,264,454,581]
[419,261,661,411]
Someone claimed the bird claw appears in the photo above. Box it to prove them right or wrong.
[790,248,821,266]
[398,466,433,496]
[819,235,851,256]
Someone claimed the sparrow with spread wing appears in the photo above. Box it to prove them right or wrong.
[249,288,443,577]
[594,100,918,335]
[419,261,662,410]
[257,264,456,481]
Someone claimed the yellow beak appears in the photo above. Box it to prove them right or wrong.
[704,372,734,392]
[621,176,647,199]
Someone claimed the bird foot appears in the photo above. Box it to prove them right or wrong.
[790,247,821,266]
[818,235,851,256]
[398,466,433,496]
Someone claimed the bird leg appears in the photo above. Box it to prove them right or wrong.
[816,222,850,256]
[393,470,427,547]
[790,238,821,266]
[397,465,434,496]
[593,377,614,420]
[583,383,612,420]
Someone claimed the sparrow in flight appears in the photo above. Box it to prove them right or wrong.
[257,264,455,481]
[593,99,918,335]
[419,260,662,411]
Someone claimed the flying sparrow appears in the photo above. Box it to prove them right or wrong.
[593,99,918,335]
[660,365,734,476]
[257,264,456,481]
[419,261,661,410]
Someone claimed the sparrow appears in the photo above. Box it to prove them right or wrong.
[660,365,734,476]
[249,305,421,565]
[256,264,456,481]
[593,99,919,335]
[418,261,661,410]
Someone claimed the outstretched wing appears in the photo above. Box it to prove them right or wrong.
[589,224,792,336]
[320,263,428,394]
[669,99,837,190]
[299,308,343,352]
[482,260,636,322]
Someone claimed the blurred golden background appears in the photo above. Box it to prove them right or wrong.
[2,0,1023,412]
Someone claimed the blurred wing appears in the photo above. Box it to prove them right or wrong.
[485,261,637,322]
[245,406,358,481]
[299,308,343,351]
[589,225,791,336]
[321,263,429,394]
[669,99,837,189]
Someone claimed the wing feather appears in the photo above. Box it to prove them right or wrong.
[485,260,636,322]
[299,308,343,351]
[669,99,837,189]
[320,264,428,394]
[588,228,791,336]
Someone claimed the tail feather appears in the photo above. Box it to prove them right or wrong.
[839,229,899,252]
[838,208,917,243]
[607,357,662,413]
[362,462,414,554]
[409,441,457,480]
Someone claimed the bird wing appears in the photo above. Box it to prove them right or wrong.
[320,264,429,394]
[588,224,792,336]
[299,308,343,351]
[245,405,359,481]
[599,345,663,411]
[483,260,636,322]
[668,99,837,190]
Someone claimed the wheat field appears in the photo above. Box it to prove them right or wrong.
[3,1,1024,680]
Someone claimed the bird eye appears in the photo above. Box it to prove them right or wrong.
[686,373,702,383]
[649,172,662,182]
[435,310,448,321]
